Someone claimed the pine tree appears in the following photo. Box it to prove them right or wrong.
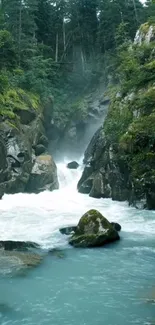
[97,0,145,53]
[2,0,37,65]
[145,0,155,23]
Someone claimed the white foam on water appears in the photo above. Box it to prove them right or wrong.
[0,158,155,249]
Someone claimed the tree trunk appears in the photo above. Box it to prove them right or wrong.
[55,33,59,62]
[18,0,22,66]
[132,0,139,24]
[81,48,85,73]
[63,17,66,56]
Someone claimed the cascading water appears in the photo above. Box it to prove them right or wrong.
[0,158,155,325]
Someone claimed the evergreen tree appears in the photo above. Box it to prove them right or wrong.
[2,0,37,65]
[145,0,155,23]
[97,0,144,53]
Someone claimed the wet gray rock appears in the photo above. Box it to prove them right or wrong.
[26,154,59,193]
[0,121,33,196]
[0,95,59,197]
[0,240,40,251]
[77,165,93,193]
[78,127,129,202]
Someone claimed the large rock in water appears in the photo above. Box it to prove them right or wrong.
[26,154,59,193]
[67,161,79,169]
[69,209,120,248]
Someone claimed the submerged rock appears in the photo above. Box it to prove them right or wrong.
[0,240,40,251]
[59,226,77,235]
[0,250,43,273]
[0,303,14,314]
[67,161,79,169]
[69,209,120,248]
[26,154,59,193]
[48,248,65,258]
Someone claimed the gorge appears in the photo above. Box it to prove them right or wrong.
[0,0,155,324]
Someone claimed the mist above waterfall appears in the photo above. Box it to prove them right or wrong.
[48,87,109,161]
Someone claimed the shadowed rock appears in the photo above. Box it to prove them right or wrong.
[34,144,46,156]
[67,161,79,169]
[59,226,77,235]
[0,240,40,251]
[111,222,121,232]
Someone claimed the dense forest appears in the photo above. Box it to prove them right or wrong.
[0,0,154,110]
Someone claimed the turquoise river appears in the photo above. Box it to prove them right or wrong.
[0,160,155,325]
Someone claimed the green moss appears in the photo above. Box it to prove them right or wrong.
[0,109,16,119]
[120,113,155,152]
[139,22,150,34]
[130,87,155,115]
[27,92,40,110]
[104,98,133,142]
[76,209,111,237]
[0,87,40,121]
[6,120,19,131]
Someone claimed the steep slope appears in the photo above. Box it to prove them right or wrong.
[78,23,155,210]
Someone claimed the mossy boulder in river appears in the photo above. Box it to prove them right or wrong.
[69,209,120,248]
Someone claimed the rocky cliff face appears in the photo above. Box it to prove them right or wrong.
[77,126,130,202]
[78,23,155,210]
[0,92,58,197]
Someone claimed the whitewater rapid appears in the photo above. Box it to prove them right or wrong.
[0,159,155,249]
